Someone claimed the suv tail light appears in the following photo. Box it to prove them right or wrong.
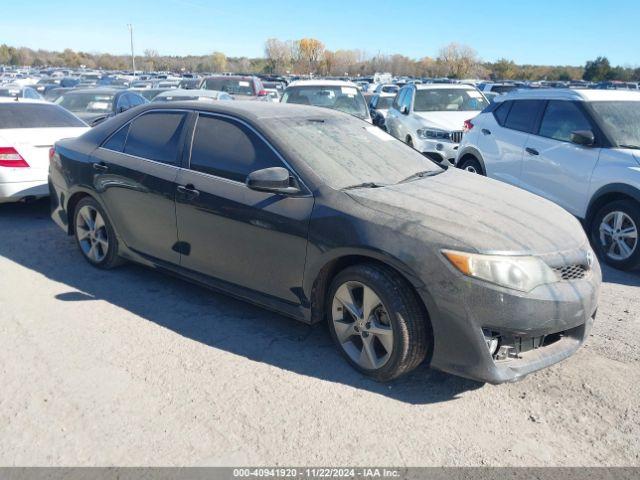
[463,119,474,132]
[0,147,29,167]
[257,89,268,97]
[49,147,55,162]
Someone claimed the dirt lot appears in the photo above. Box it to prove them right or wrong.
[1,199,639,466]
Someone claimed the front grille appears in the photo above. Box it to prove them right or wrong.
[553,264,588,281]
[450,131,463,143]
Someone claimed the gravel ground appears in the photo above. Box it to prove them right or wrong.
[1,199,639,466]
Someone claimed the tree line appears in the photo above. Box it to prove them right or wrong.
[1,41,638,82]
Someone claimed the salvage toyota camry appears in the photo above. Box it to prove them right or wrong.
[49,102,601,384]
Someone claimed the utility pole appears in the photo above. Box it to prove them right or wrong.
[127,24,136,76]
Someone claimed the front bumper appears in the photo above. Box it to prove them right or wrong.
[421,256,601,384]
[413,137,459,166]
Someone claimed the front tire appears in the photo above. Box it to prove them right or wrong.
[327,263,430,382]
[73,197,122,269]
[591,199,640,271]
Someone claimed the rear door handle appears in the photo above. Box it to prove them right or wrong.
[92,162,108,171]
[525,147,539,156]
[481,128,491,135]
[177,184,200,199]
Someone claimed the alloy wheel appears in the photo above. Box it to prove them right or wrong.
[331,281,394,370]
[76,205,109,263]
[599,210,638,261]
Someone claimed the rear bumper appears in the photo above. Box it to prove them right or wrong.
[0,179,48,203]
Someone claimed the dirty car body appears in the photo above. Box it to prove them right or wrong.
[49,102,601,384]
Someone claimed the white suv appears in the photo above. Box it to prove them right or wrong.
[385,84,488,166]
[456,88,640,270]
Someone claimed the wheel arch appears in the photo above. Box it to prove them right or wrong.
[307,250,427,325]
[456,146,486,174]
[586,184,640,228]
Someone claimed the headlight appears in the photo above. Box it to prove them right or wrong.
[417,128,451,140]
[442,250,559,292]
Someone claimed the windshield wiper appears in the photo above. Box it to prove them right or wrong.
[397,170,443,184]
[341,182,387,190]
[619,144,640,150]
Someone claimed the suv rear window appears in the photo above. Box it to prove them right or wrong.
[0,103,86,129]
[203,77,256,96]
[504,100,542,133]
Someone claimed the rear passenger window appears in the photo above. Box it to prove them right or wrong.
[124,112,187,164]
[504,100,542,133]
[189,114,283,182]
[103,124,129,152]
[493,101,511,126]
[538,101,592,142]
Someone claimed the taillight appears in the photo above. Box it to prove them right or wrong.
[257,89,268,97]
[49,147,55,162]
[463,119,474,132]
[0,147,29,168]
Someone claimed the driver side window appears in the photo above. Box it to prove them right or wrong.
[189,114,284,183]
[401,89,413,112]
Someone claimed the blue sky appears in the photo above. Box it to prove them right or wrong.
[3,0,638,66]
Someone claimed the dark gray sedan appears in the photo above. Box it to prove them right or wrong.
[49,102,601,384]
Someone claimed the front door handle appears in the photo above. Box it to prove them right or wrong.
[177,184,200,200]
[481,128,491,136]
[92,162,108,171]
[525,147,539,156]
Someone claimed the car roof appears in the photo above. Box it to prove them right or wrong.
[123,99,351,121]
[154,88,225,98]
[413,83,476,90]
[62,88,121,95]
[0,97,47,104]
[496,88,640,102]
[287,79,359,88]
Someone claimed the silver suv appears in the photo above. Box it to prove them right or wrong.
[456,88,640,270]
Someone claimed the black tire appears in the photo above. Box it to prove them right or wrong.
[590,199,640,271]
[459,156,484,175]
[326,263,431,382]
[73,196,123,269]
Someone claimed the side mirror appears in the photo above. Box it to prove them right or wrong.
[570,130,595,146]
[246,167,300,194]
[400,105,409,115]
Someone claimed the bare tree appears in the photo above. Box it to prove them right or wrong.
[437,43,479,78]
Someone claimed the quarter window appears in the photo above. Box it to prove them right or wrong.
[493,101,511,126]
[124,112,187,164]
[103,124,129,152]
[189,114,284,182]
[539,101,592,142]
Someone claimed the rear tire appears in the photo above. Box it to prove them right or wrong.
[459,157,484,175]
[73,197,123,269]
[327,263,430,382]
[591,199,640,271]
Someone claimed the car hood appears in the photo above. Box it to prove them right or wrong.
[413,111,481,131]
[345,168,588,255]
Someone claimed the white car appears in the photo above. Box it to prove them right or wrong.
[385,84,489,165]
[456,88,640,270]
[0,99,89,203]
[281,80,372,123]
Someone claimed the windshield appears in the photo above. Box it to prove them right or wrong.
[414,89,488,112]
[375,97,394,110]
[0,103,86,128]
[204,77,255,96]
[55,93,114,113]
[591,101,640,148]
[267,115,441,189]
[282,86,369,120]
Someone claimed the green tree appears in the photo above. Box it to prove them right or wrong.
[583,56,611,82]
